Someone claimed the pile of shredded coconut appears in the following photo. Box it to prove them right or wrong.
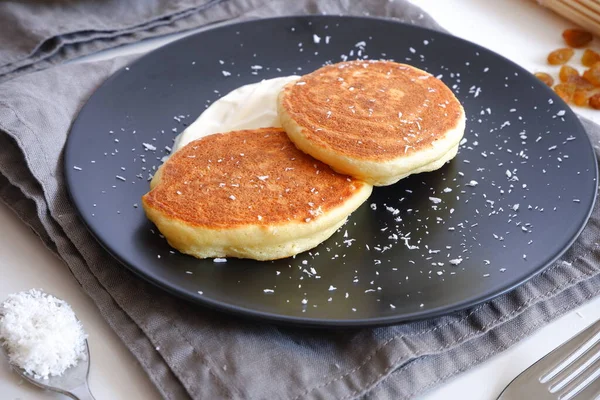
[0,289,87,379]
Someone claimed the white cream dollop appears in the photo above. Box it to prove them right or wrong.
[173,75,300,152]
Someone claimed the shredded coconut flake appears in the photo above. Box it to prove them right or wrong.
[0,289,87,379]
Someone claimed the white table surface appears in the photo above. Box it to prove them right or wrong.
[2,0,600,399]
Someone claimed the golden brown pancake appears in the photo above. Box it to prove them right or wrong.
[277,60,466,186]
[142,128,372,260]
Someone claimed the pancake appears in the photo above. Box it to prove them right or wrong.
[142,127,373,261]
[277,60,466,186]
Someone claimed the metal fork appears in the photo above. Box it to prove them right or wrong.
[497,319,600,400]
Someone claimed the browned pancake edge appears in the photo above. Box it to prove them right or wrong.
[142,128,371,229]
[278,60,465,162]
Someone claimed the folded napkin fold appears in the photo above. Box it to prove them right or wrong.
[1,0,600,399]
[1,0,221,82]
[0,0,437,84]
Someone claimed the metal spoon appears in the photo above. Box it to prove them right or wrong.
[4,339,96,400]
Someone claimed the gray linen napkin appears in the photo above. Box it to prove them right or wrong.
[1,1,600,399]
[0,0,436,83]
[0,0,221,82]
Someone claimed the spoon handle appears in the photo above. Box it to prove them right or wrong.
[67,382,97,400]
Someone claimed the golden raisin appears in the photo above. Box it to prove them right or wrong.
[583,63,600,86]
[534,72,554,86]
[554,82,577,102]
[582,49,600,67]
[573,89,591,106]
[559,65,579,82]
[589,93,600,109]
[568,75,595,90]
[548,48,575,65]
[562,29,593,48]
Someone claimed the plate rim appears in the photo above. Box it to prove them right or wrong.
[64,14,599,327]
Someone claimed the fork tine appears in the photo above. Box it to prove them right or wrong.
[548,340,600,390]
[539,321,600,382]
[556,356,600,399]
[572,374,600,400]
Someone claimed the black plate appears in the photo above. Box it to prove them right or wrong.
[65,16,597,327]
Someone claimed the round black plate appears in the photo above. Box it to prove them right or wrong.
[65,16,597,327]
